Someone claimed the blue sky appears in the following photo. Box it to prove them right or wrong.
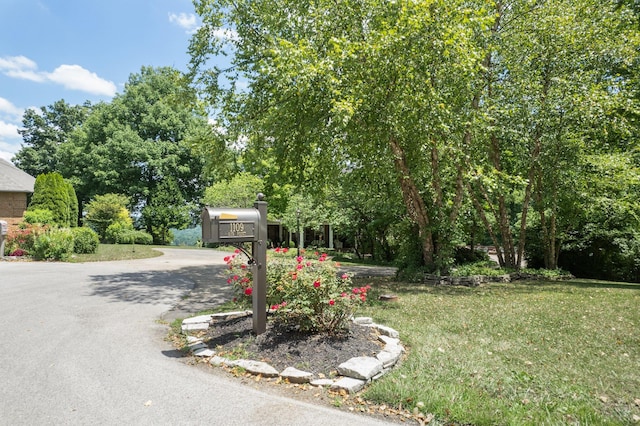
[0,0,206,161]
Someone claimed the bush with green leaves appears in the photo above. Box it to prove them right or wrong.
[22,209,56,226]
[32,228,74,261]
[84,193,132,240]
[105,222,153,245]
[71,227,100,254]
[225,248,371,334]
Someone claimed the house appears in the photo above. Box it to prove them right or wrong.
[0,158,36,229]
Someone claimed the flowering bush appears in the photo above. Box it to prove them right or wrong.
[3,223,48,256]
[224,248,371,334]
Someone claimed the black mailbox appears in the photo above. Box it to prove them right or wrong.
[201,207,261,243]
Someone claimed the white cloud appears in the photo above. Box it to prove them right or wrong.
[0,97,24,119]
[46,65,117,97]
[0,56,44,82]
[0,56,117,97]
[212,27,239,41]
[0,129,22,162]
[169,12,199,34]
[0,121,20,139]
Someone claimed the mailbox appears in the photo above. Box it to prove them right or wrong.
[201,207,261,243]
[0,220,7,236]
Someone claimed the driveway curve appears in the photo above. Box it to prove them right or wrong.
[0,248,393,425]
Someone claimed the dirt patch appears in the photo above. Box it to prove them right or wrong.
[203,314,384,376]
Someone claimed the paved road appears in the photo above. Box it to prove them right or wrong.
[0,248,391,425]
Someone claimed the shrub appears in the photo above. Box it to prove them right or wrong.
[23,209,56,226]
[84,193,132,240]
[225,248,371,334]
[3,223,48,256]
[71,227,100,254]
[32,228,74,261]
[28,172,73,227]
[105,222,153,245]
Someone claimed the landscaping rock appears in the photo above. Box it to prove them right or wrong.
[337,356,383,380]
[193,348,216,357]
[371,324,400,339]
[229,359,280,377]
[280,367,314,384]
[331,377,367,393]
[310,378,335,387]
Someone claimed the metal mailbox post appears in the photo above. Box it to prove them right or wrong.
[201,194,268,335]
[0,220,8,259]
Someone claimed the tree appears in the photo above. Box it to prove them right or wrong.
[202,172,264,208]
[28,172,75,227]
[84,193,132,240]
[141,177,191,244]
[13,100,89,176]
[189,0,494,271]
[467,0,640,269]
[57,67,216,240]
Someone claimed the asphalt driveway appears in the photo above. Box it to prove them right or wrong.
[0,248,392,425]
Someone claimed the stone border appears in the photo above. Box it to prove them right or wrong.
[181,312,404,394]
[423,272,573,287]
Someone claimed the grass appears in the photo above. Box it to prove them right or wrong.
[68,243,163,262]
[358,278,640,425]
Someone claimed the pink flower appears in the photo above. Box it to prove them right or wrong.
[329,299,335,306]
[283,248,289,253]
[234,249,240,254]
[341,292,347,297]
[226,278,232,284]
[233,275,239,281]
[313,280,321,288]
[240,264,247,269]
[224,256,231,262]
[296,256,303,263]
[244,288,253,296]
[275,247,281,253]
[296,264,303,270]
[353,287,360,294]
[341,273,349,280]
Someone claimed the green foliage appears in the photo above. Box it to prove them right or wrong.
[84,193,132,240]
[104,222,153,245]
[29,172,72,227]
[202,172,264,208]
[66,180,79,227]
[13,100,89,177]
[56,66,211,225]
[141,177,190,245]
[70,227,100,254]
[3,224,47,256]
[224,248,371,334]
[22,209,55,226]
[32,228,74,261]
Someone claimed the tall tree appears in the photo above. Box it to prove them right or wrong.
[58,67,216,239]
[14,100,90,176]
[189,0,494,270]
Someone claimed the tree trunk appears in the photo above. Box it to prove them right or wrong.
[389,136,434,266]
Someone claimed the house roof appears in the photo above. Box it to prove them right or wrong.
[0,158,36,193]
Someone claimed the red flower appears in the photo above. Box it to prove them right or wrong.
[283,248,289,253]
[329,299,335,306]
[296,264,303,270]
[275,247,281,253]
[292,273,297,280]
[296,256,303,263]
[223,256,231,262]
[313,280,321,288]
[234,249,241,254]
[240,264,247,269]
[244,288,253,296]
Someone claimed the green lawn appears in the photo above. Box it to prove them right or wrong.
[358,279,640,425]
[68,243,163,262]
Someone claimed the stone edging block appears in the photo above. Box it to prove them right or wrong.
[182,315,404,393]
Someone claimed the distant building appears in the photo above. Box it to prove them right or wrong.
[0,158,36,228]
